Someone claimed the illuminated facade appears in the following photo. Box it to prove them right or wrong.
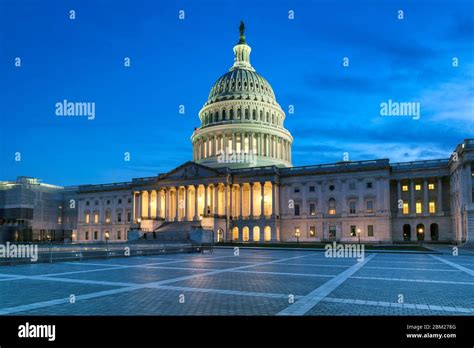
[1,25,473,245]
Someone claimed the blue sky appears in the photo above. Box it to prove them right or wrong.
[0,0,473,186]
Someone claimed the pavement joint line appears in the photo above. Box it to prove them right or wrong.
[429,255,474,276]
[351,275,474,285]
[321,297,474,314]
[0,252,315,314]
[276,254,376,316]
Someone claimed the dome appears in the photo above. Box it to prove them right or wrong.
[191,22,293,170]
[206,69,277,106]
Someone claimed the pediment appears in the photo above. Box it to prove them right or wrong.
[159,161,222,180]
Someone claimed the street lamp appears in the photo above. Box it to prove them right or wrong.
[357,228,361,245]
[295,228,300,245]
[105,231,110,245]
[418,227,424,247]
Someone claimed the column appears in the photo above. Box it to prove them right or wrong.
[232,133,236,153]
[155,190,161,219]
[423,179,428,216]
[271,182,276,218]
[437,177,443,214]
[260,182,265,218]
[174,187,179,221]
[229,185,233,218]
[133,192,139,221]
[214,184,219,215]
[410,180,415,215]
[147,190,152,218]
[165,188,170,221]
[185,186,189,221]
[397,180,402,215]
[224,184,228,218]
[250,183,254,218]
[239,184,243,219]
[203,185,208,216]
[194,185,199,221]
[138,192,143,220]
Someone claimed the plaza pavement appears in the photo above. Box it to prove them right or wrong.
[0,246,473,316]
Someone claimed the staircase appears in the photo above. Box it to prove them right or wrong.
[140,221,200,242]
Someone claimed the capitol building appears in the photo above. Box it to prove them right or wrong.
[0,24,473,245]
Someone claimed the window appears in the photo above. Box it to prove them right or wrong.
[94,212,99,224]
[294,204,300,216]
[366,182,373,189]
[366,200,374,213]
[428,183,435,190]
[294,187,300,193]
[117,231,122,240]
[95,200,99,205]
[328,198,336,215]
[85,231,89,240]
[127,212,132,222]
[94,231,98,240]
[429,201,436,214]
[416,202,422,214]
[350,225,356,237]
[403,202,409,215]
[57,217,62,224]
[349,201,356,214]
[86,201,90,206]
[349,182,356,190]
[402,185,408,192]
[309,186,315,192]
[309,203,316,216]
[309,226,316,237]
[128,198,132,204]
[415,184,421,191]
[367,225,374,237]
[105,210,111,223]
[329,185,335,191]
[106,200,110,205]
[85,212,90,224]
[117,212,122,222]
[118,199,122,204]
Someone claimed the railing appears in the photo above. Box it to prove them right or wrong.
[0,241,201,266]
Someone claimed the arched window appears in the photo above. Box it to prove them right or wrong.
[264,226,271,242]
[403,224,411,241]
[252,109,256,120]
[232,227,239,241]
[430,223,439,241]
[253,226,260,242]
[222,110,226,120]
[243,227,249,242]
[328,198,336,215]
[416,224,425,241]
[230,109,234,120]
[245,108,249,120]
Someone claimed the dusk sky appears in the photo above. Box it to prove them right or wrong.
[1,0,473,186]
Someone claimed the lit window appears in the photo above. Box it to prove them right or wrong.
[428,183,435,190]
[415,185,421,191]
[402,185,408,192]
[403,203,409,215]
[416,202,422,214]
[105,210,111,223]
[328,198,336,215]
[429,201,436,213]
[94,212,99,224]
[309,204,316,216]
[309,226,316,237]
[85,213,90,224]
